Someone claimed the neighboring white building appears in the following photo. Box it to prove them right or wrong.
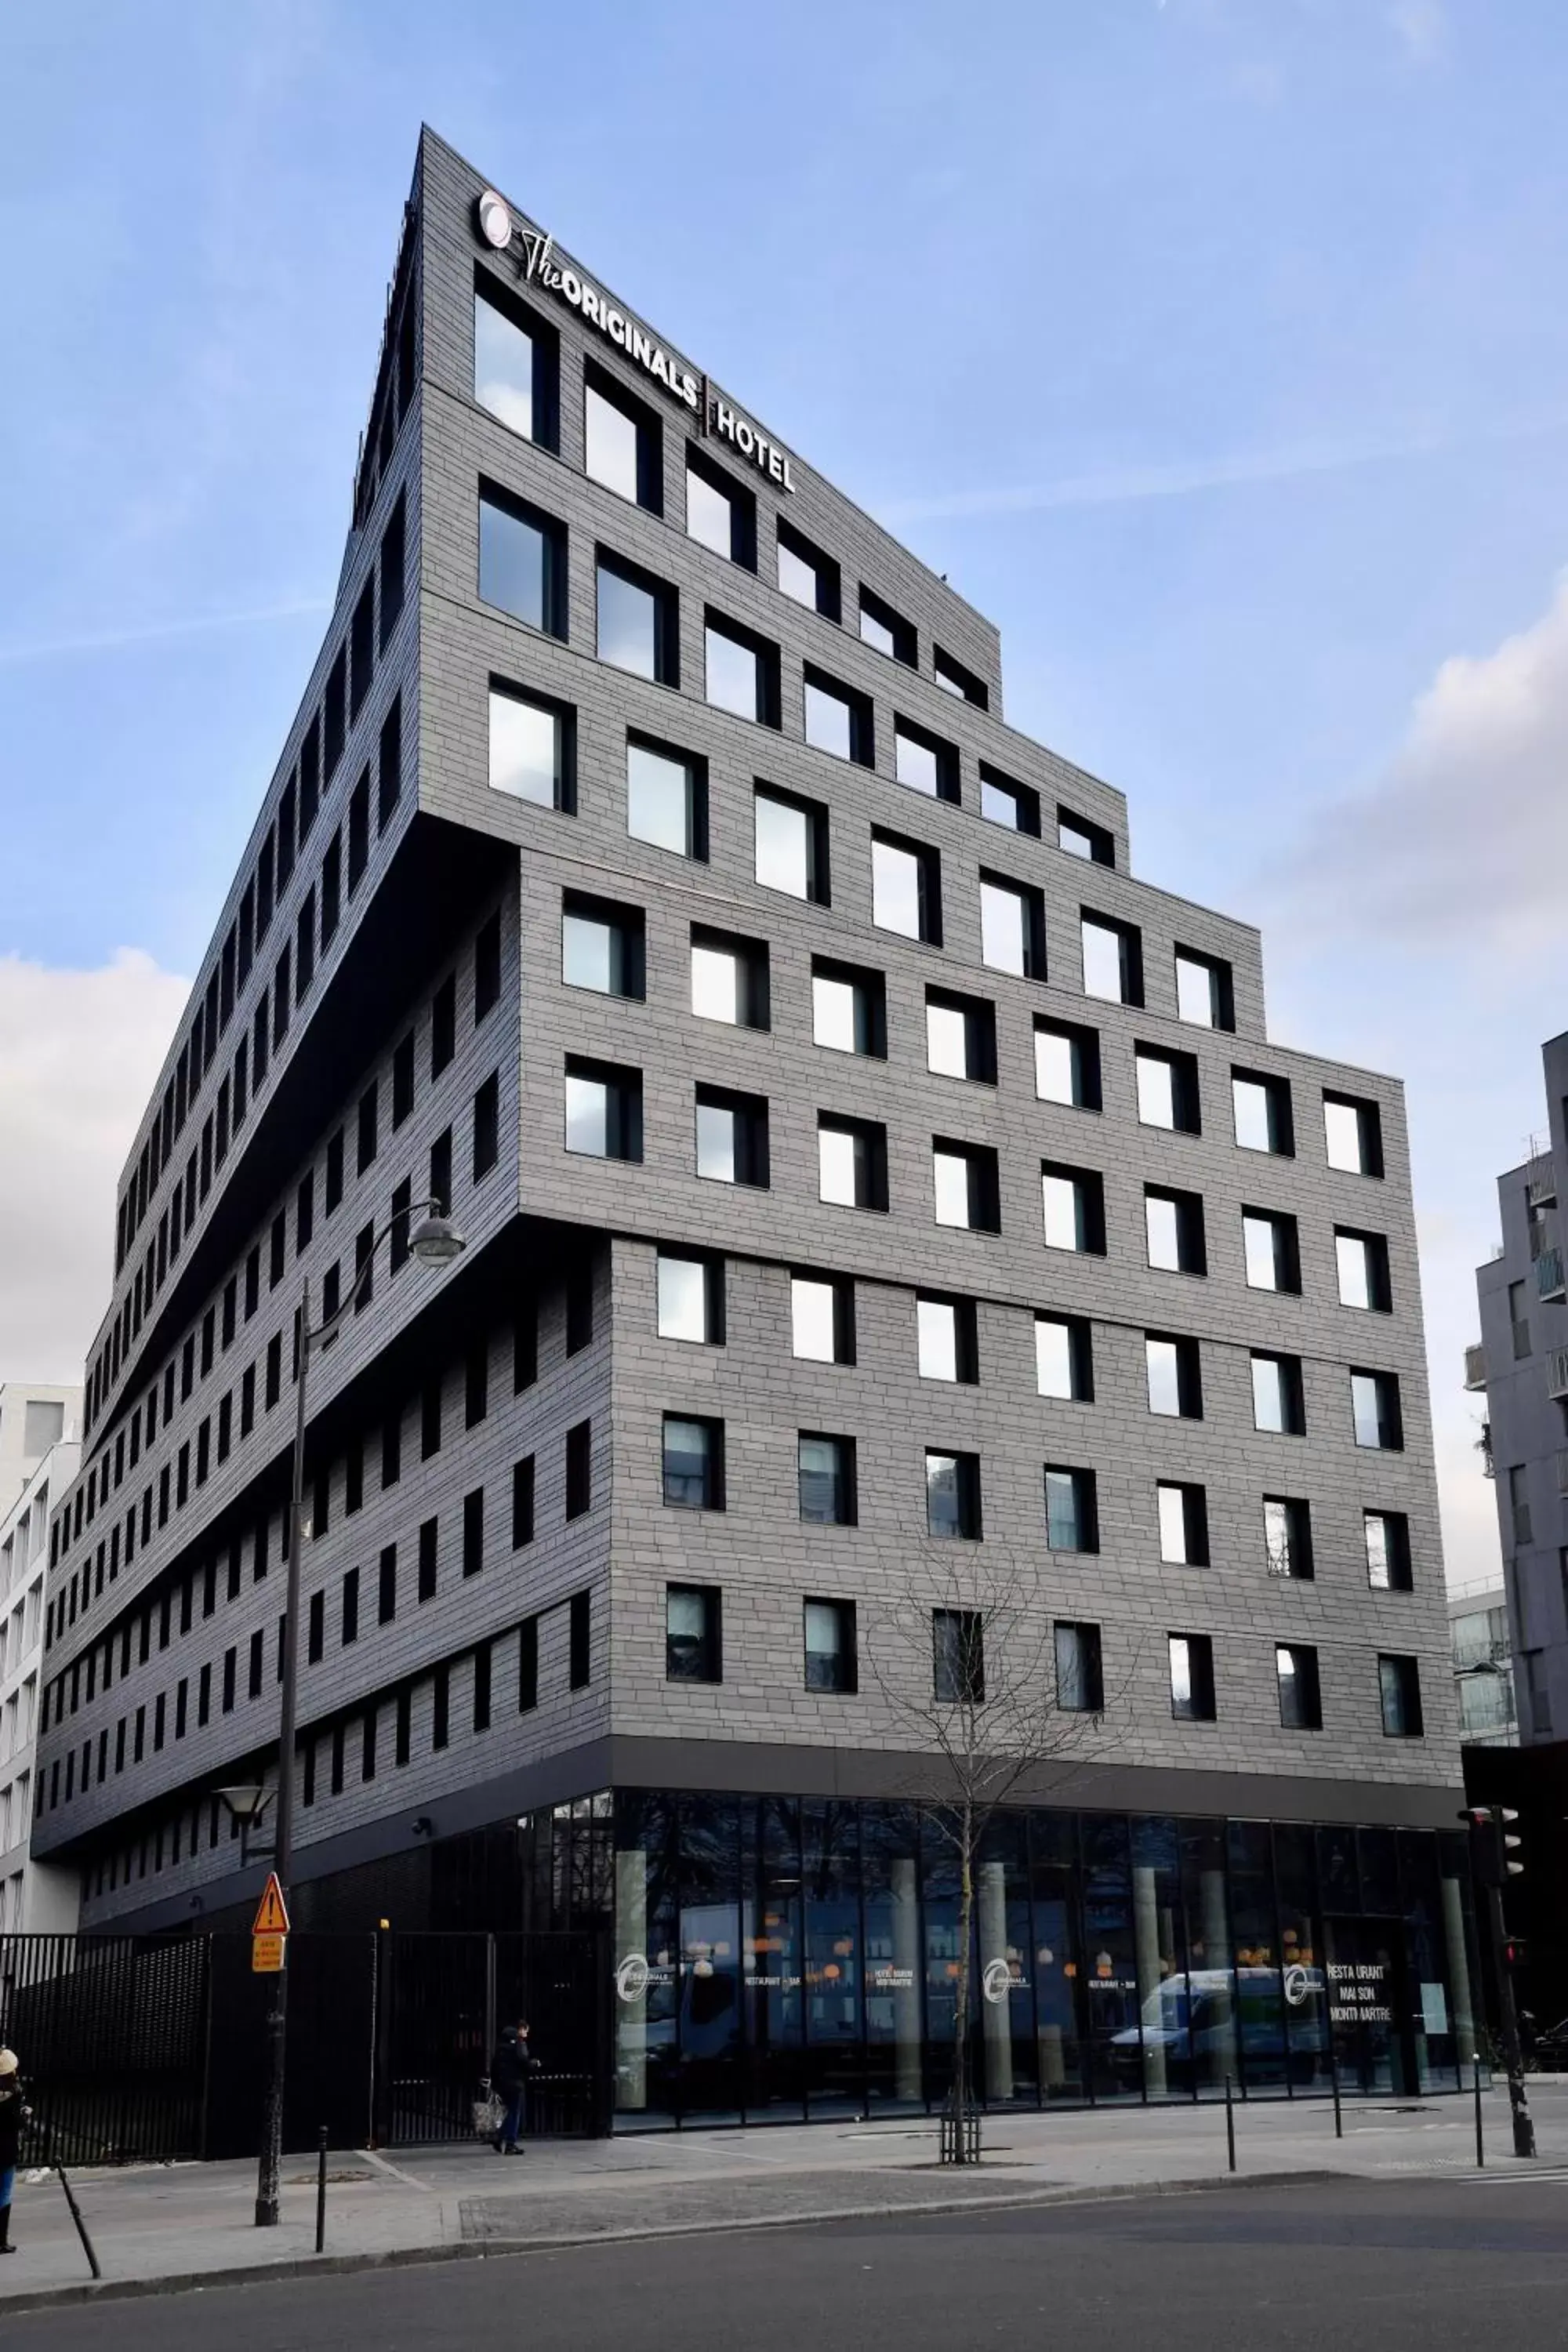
[0,1395,83,1933]
[0,1384,79,1523]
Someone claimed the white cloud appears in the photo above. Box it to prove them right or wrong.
[1276,574,1568,953]
[0,951,187,1388]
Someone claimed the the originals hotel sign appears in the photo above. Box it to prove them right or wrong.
[477,189,797,494]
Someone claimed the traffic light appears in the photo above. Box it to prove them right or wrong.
[1504,1936,1529,1971]
[1460,1805,1523,1887]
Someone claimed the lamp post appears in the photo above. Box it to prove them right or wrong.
[254,1199,465,2227]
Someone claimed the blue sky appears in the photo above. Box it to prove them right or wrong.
[5,0,1568,1581]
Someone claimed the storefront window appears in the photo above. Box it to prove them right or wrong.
[804,1799,862,2113]
[1029,1811,1085,2101]
[1081,1814,1142,2101]
[612,1791,680,2126]
[1227,1820,1286,2094]
[1274,1821,1331,2092]
[1181,1819,1238,2096]
[744,1798,804,2114]
[1131,1816,1188,2100]
[678,1795,742,2122]
[977,1814,1037,2106]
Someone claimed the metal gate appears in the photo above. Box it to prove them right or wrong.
[378,1930,607,2143]
[205,1932,378,2158]
[0,1933,209,2165]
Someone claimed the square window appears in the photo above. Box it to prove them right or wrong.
[585,372,659,509]
[933,1608,985,1700]
[933,1139,1000,1231]
[1035,1313,1093,1401]
[474,277,557,446]
[691,927,769,1029]
[1175,948,1235,1031]
[706,615,779,725]
[1041,1163,1106,1254]
[792,1272,855,1364]
[1242,1209,1301,1294]
[804,668,874,766]
[686,449,754,564]
[598,557,678,684]
[935,647,988,707]
[1336,1228,1392,1312]
[1169,1633,1216,1722]
[981,874,1047,979]
[978,764,1039,833]
[695,1087,770,1186]
[1324,1091,1385,1178]
[562,892,645,997]
[1252,1354,1306,1436]
[489,684,573,811]
[812,960,885,1057]
[819,1116,888,1210]
[1276,1643,1322,1730]
[927,1452,982,1540]
[1364,1510,1413,1592]
[478,486,566,637]
[1265,1494,1314,1579]
[1232,1069,1294,1156]
[627,737,706,858]
[666,1584,722,1681]
[1378,1653,1423,1737]
[564,1058,643,1161]
[1145,1186,1206,1276]
[872,831,942,944]
[1145,1333,1202,1419]
[1054,1620,1104,1711]
[663,1417,724,1510]
[1058,809,1115,866]
[860,586,916,665]
[799,1433,856,1525]
[1081,914,1143,1006]
[1044,1466,1098,1554]
[1158,1483,1210,1566]
[1135,1047,1200,1133]
[1034,1019,1102,1110]
[926,989,996,1083]
[804,1599,857,1694]
[916,1294,978,1384]
[658,1253,724,1345]
[1351,1369,1403,1450]
[777,520,840,618]
[894,719,959,801]
[757,786,830,904]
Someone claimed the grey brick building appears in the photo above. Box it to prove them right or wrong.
[1472,1038,1568,1746]
[34,129,1474,2122]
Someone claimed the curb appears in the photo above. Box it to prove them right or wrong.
[0,2165,1356,2317]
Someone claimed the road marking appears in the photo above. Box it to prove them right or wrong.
[357,2147,432,2190]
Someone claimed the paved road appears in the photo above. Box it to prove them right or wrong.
[7,2174,1568,2350]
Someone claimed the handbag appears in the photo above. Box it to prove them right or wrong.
[471,2084,506,2139]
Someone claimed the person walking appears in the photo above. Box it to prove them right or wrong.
[488,2022,526,2157]
[0,2048,27,2254]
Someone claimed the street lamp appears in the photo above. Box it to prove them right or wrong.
[254,1197,465,2227]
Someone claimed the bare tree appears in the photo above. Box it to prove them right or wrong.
[866,1544,1139,2162]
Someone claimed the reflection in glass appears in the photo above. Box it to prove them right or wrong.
[691,943,743,1024]
[706,626,759,720]
[488,691,561,808]
[687,466,733,556]
[872,840,922,938]
[980,881,1025,975]
[564,1073,609,1156]
[813,971,862,1052]
[895,728,939,795]
[757,793,810,897]
[791,1276,839,1363]
[474,290,533,436]
[1136,1053,1177,1129]
[598,568,658,678]
[479,497,548,629]
[657,1255,709,1343]
[917,1298,960,1381]
[626,743,693,855]
[585,384,641,501]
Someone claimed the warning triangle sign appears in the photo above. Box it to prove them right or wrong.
[252,1872,291,1936]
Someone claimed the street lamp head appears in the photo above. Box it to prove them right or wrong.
[409,1211,466,1265]
[216,1784,273,1825]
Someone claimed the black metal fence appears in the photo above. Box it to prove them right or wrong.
[0,1927,608,2165]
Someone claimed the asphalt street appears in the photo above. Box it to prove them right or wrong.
[6,2175,1568,2350]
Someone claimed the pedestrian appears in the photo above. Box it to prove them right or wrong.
[0,2047,27,2255]
[514,2019,542,2146]
[488,2021,526,2157]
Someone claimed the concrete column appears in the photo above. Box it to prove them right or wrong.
[1201,1867,1234,2089]
[1133,1864,1167,2098]
[978,1860,1012,2102]
[615,1846,647,2109]
[1440,1871,1478,2068]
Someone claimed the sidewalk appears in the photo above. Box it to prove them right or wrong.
[2,2078,1563,2313]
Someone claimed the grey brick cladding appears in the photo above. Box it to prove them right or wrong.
[42,126,1458,1931]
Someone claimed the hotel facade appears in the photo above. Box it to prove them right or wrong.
[32,129,1475,2126]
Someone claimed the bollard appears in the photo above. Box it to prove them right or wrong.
[1474,2055,1485,2169]
[1331,2060,1343,2141]
[1225,2074,1236,2173]
[315,2126,328,2254]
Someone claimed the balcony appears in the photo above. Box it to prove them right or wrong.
[1548,1346,1568,1400]
[1540,1246,1566,1303]
[1464,1343,1488,1391]
[1528,1148,1557,1209]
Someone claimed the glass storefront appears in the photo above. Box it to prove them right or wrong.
[609,1792,1480,2129]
